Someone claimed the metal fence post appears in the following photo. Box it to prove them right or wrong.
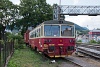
[0,42,1,67]
[0,27,14,67]
[0,30,1,67]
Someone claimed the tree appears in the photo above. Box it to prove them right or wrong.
[17,0,53,35]
[0,0,18,27]
[0,0,18,39]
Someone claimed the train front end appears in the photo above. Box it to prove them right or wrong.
[42,20,75,57]
[42,38,75,57]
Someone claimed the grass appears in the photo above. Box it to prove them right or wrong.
[7,46,63,67]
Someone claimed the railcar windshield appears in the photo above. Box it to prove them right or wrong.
[61,25,74,36]
[44,25,60,36]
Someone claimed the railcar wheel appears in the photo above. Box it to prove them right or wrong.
[26,43,29,47]
[35,47,37,51]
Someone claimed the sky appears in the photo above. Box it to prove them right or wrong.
[9,0,100,30]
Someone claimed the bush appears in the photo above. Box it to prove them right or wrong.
[77,40,82,42]
[14,39,25,49]
[97,40,100,44]
[7,32,25,49]
[89,40,97,43]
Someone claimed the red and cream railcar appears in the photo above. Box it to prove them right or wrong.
[24,20,75,57]
[24,30,30,45]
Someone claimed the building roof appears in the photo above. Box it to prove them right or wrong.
[90,30,100,32]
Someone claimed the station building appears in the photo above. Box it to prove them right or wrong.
[88,30,100,41]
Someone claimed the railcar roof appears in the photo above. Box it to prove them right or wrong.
[43,20,74,25]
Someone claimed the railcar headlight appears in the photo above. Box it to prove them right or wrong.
[44,44,48,47]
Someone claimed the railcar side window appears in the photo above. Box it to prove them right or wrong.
[30,32,33,38]
[30,32,32,38]
[41,26,43,36]
[35,30,36,37]
[39,28,40,37]
[61,25,74,36]
[44,25,60,36]
[36,29,38,37]
[37,29,39,37]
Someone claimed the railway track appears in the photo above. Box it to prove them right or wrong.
[40,50,100,67]
[63,44,100,67]
[39,52,100,67]
[65,56,99,67]
[76,44,100,59]
[77,46,100,59]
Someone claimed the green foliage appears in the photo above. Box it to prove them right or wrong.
[14,39,25,49]
[97,40,100,44]
[8,60,19,67]
[0,0,18,28]
[7,32,25,49]
[77,40,82,42]
[89,40,97,43]
[0,0,53,36]
[17,0,53,35]
[0,40,4,44]
[8,47,62,67]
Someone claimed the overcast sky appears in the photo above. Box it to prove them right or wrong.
[9,0,100,30]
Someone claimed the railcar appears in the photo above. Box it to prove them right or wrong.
[24,20,75,57]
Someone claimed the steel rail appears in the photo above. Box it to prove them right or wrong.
[77,47,100,59]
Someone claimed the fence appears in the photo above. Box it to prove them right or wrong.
[0,40,14,67]
[0,29,14,67]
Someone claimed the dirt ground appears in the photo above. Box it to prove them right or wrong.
[72,52,100,67]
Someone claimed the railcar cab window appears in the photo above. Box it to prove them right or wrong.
[37,29,39,37]
[30,32,32,38]
[61,25,74,36]
[44,25,60,36]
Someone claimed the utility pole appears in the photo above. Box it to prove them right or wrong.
[59,0,61,5]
